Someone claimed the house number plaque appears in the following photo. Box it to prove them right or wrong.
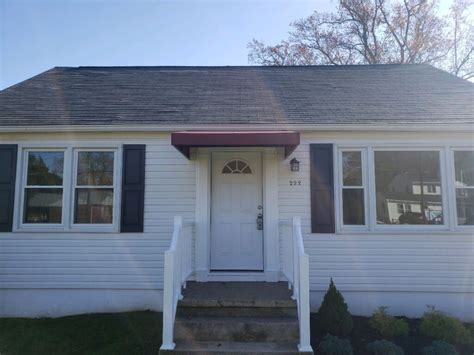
[289,180,301,186]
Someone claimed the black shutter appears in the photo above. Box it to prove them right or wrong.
[310,144,335,233]
[0,145,18,232]
[121,145,145,232]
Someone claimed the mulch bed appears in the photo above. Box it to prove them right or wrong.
[310,314,474,355]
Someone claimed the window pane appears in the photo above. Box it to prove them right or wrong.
[75,188,113,224]
[77,152,114,186]
[456,188,474,225]
[342,189,365,225]
[374,151,443,225]
[24,188,62,223]
[27,152,64,186]
[454,151,474,187]
[342,151,362,186]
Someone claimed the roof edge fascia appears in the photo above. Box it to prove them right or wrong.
[0,123,472,133]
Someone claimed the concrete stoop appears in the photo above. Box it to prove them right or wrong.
[159,282,314,354]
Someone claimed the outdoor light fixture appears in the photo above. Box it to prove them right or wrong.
[290,158,300,172]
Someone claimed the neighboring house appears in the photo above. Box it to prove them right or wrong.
[0,65,473,351]
[381,174,443,224]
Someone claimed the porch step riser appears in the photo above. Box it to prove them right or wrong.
[174,317,299,342]
[162,350,298,355]
[160,341,300,354]
[178,299,296,308]
[177,306,297,318]
[162,350,297,354]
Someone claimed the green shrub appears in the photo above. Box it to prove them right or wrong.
[369,307,409,338]
[420,307,471,345]
[318,279,353,336]
[318,334,353,355]
[422,340,459,355]
[367,340,404,355]
[468,322,474,338]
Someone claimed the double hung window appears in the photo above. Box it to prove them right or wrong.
[23,151,65,224]
[19,147,118,231]
[453,150,474,226]
[340,150,366,226]
[74,151,115,224]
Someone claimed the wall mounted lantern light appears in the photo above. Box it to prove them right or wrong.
[290,158,300,172]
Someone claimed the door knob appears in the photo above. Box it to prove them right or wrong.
[256,213,263,230]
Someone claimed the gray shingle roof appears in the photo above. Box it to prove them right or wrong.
[0,64,472,127]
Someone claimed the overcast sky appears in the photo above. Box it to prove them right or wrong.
[0,0,457,89]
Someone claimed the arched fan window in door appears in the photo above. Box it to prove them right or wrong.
[222,159,252,174]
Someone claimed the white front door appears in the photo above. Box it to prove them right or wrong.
[210,152,264,271]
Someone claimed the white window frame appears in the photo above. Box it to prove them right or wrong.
[335,144,457,233]
[336,148,369,231]
[450,148,474,230]
[70,148,120,232]
[18,148,70,231]
[370,146,449,232]
[14,143,121,233]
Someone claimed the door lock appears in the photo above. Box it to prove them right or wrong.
[256,213,263,230]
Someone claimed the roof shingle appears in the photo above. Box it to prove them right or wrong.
[0,64,472,127]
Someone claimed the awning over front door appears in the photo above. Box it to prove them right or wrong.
[171,131,300,158]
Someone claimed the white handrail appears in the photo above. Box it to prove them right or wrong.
[160,216,194,351]
[280,217,312,353]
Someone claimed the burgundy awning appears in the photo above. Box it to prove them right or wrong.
[171,131,300,158]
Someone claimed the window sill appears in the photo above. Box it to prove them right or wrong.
[70,225,119,233]
[336,227,473,235]
[14,225,119,234]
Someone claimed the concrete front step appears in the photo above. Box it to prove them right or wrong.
[181,281,294,305]
[161,341,300,354]
[161,282,311,354]
[177,305,297,317]
[178,297,297,309]
[174,315,299,342]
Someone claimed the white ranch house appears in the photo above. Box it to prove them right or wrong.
[0,65,472,353]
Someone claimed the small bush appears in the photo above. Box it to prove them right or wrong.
[369,307,409,338]
[422,340,459,355]
[318,334,353,355]
[420,307,471,345]
[318,279,353,336]
[468,322,474,338]
[367,340,404,355]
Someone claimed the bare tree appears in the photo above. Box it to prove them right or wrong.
[248,0,473,78]
[447,0,473,79]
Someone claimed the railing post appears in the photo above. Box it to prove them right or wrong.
[292,217,300,300]
[161,250,176,350]
[160,216,183,351]
[298,254,312,353]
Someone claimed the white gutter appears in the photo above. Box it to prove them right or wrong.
[0,123,473,133]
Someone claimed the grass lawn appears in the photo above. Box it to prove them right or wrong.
[1,312,472,355]
[0,311,162,355]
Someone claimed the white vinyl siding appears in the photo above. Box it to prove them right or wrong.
[279,133,474,295]
[0,130,472,318]
[0,135,195,290]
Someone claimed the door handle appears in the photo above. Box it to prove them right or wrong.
[256,213,263,230]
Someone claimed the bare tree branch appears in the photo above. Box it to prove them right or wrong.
[248,0,473,80]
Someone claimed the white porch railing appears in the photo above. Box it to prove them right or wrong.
[280,217,312,353]
[160,216,194,351]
